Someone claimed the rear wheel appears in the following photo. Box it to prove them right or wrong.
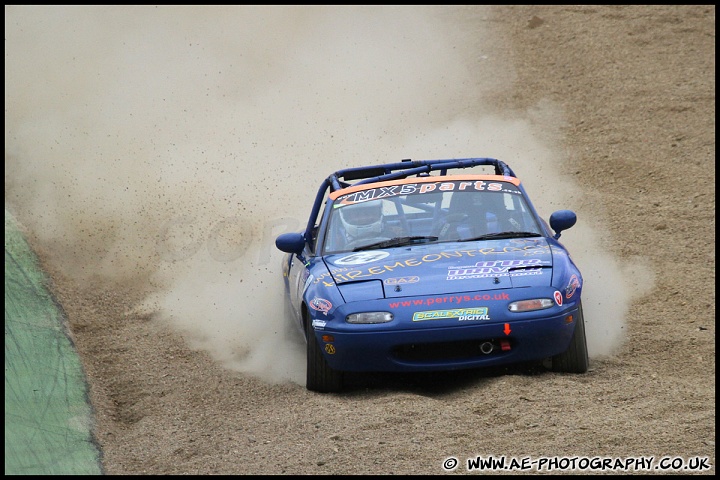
[281,294,302,342]
[305,315,343,393]
[551,301,589,373]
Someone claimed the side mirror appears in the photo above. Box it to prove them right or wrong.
[549,210,577,239]
[275,232,306,255]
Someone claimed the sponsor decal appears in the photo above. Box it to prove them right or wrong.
[312,319,327,329]
[303,274,314,293]
[334,251,390,266]
[319,245,551,284]
[389,292,509,309]
[413,307,490,322]
[336,180,517,205]
[554,291,563,306]
[447,258,547,280]
[384,276,420,285]
[309,297,332,315]
[566,274,581,299]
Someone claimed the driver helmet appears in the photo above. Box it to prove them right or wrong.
[339,201,384,239]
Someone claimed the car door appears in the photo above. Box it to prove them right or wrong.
[287,250,310,321]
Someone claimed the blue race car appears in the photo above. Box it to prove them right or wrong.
[276,158,588,392]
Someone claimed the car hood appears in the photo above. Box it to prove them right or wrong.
[323,238,553,300]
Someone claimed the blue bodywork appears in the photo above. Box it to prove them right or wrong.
[276,158,587,391]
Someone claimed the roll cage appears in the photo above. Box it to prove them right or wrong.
[303,158,517,246]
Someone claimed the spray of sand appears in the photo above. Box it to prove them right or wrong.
[4,5,652,385]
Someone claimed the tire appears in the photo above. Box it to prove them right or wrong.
[551,301,590,373]
[305,317,343,393]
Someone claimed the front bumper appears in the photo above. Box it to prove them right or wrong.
[312,308,579,372]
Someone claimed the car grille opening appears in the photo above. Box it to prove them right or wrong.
[392,338,512,362]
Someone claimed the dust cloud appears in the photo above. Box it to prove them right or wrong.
[4,6,651,385]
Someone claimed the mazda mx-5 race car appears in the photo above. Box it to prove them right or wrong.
[276,158,588,392]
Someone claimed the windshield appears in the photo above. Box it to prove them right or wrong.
[322,180,543,254]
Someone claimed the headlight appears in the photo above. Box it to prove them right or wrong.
[508,298,554,312]
[346,312,394,324]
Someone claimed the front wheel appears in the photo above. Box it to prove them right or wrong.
[551,301,589,373]
[305,319,343,393]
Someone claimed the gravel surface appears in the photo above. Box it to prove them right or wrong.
[5,5,715,475]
